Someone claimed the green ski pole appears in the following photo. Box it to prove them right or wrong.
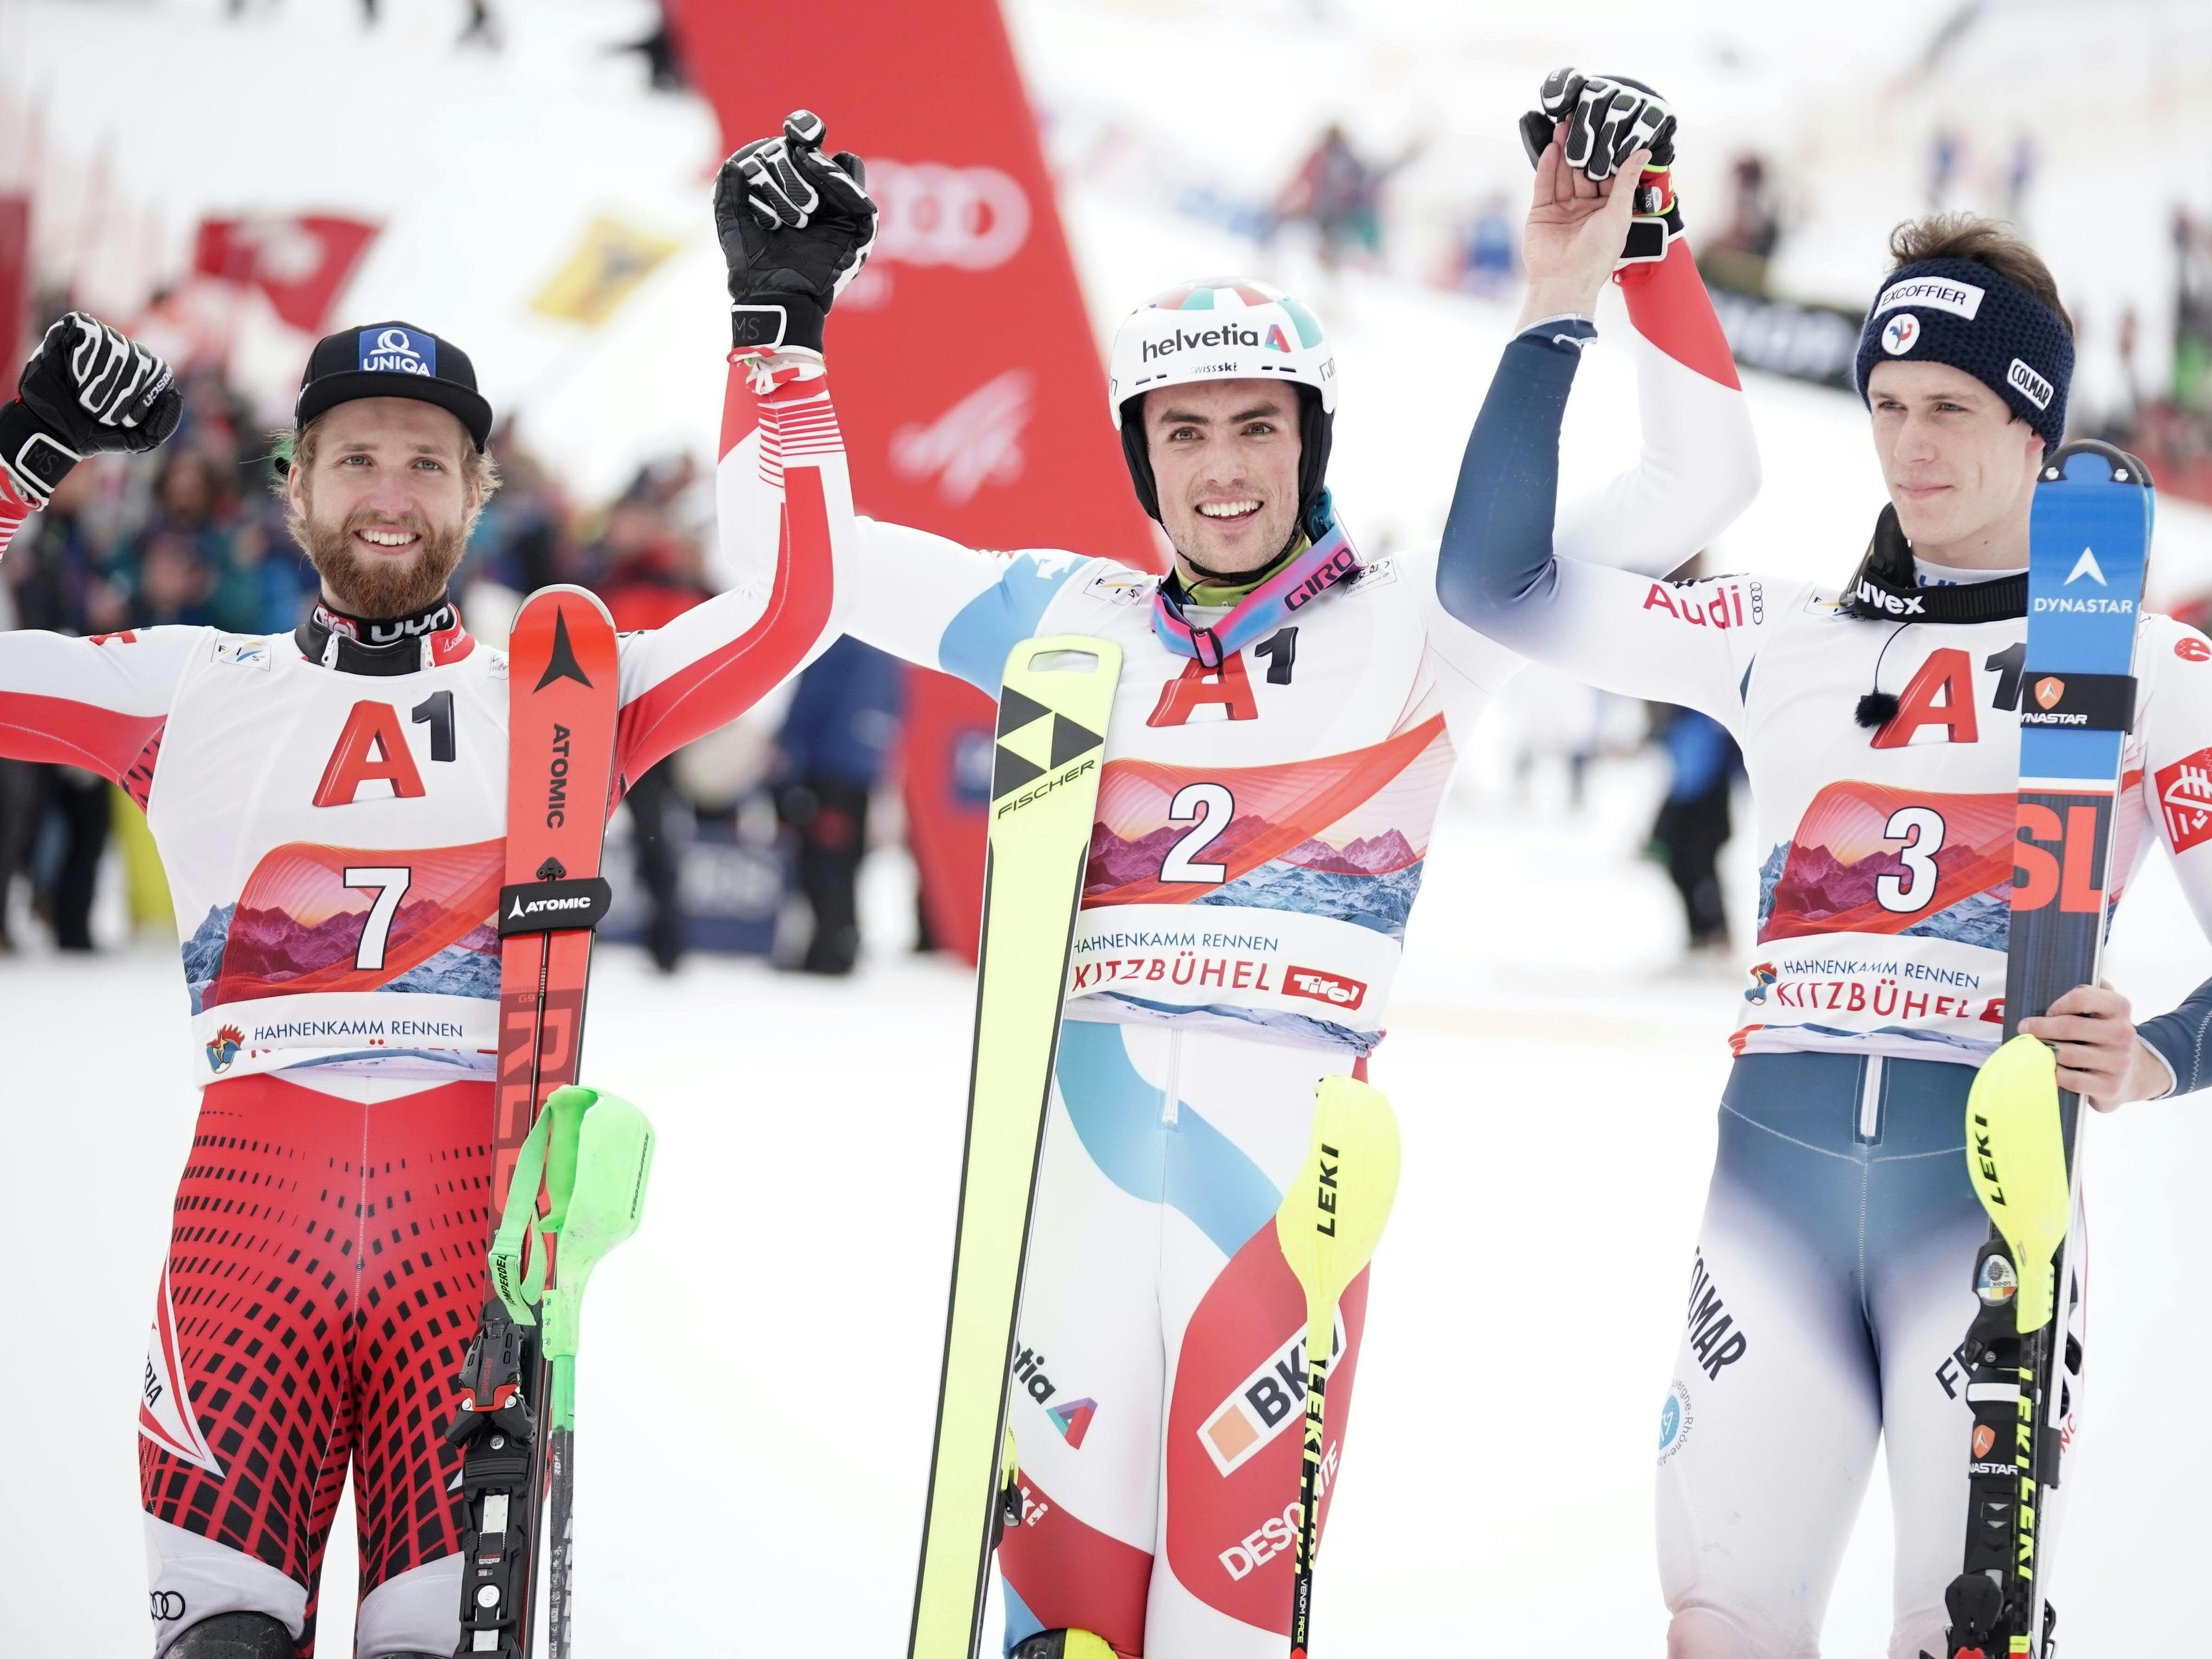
[489,1085,657,1659]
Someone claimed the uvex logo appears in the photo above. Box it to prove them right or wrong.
[1855,581,1926,615]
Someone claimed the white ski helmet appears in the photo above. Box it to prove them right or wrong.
[1107,277,1337,535]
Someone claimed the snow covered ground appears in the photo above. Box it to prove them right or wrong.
[7,764,2212,1657]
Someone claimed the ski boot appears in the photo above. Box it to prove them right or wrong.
[168,1612,293,1659]
[1010,1633,1116,1659]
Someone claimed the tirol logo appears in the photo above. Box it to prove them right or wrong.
[2035,675,2066,710]
[359,325,435,377]
[1142,323,1294,364]
[1972,1423,1997,1460]
[205,1024,245,1074]
[1282,965,1365,1011]
[1881,312,1921,355]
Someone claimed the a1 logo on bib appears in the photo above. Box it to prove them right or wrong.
[1882,313,1921,356]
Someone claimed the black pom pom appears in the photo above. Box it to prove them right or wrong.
[1855,691,1900,730]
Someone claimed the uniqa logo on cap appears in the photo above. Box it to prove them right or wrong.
[358,326,435,377]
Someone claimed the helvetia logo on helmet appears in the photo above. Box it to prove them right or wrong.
[358,326,435,377]
[1142,324,1293,364]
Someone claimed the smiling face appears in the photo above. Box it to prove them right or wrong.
[1866,360,2046,566]
[1143,379,1305,581]
[286,397,483,617]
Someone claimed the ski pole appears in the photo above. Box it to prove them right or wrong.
[488,1084,657,1659]
[1276,1074,1401,1659]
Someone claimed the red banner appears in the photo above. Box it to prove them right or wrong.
[665,0,1158,961]
[0,196,27,376]
[193,214,379,336]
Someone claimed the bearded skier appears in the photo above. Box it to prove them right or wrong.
[0,312,827,1656]
[712,84,1757,1658]
[1438,209,2212,1655]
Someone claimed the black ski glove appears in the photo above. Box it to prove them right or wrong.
[1518,69,1684,266]
[0,311,182,506]
[714,109,878,357]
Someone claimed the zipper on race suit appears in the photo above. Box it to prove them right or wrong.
[1855,1055,1885,1145]
[1160,1028,1183,1127]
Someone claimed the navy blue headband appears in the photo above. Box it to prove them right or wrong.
[1854,256,2073,449]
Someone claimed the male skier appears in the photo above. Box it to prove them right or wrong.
[1439,212,2212,1656]
[0,312,827,1655]
[711,86,1757,1658]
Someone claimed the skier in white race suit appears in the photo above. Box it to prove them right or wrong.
[712,88,1758,1659]
[1437,209,2212,1657]
[0,316,826,1656]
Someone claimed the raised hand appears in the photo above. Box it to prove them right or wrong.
[1517,125,1649,329]
[1519,69,1685,267]
[714,109,879,357]
[0,312,183,507]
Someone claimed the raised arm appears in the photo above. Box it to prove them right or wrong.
[1431,108,1769,722]
[636,110,1107,785]
[0,315,195,794]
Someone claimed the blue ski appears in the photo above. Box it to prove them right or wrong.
[1931,441,2153,1659]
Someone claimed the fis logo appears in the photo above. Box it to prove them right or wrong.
[358,326,435,377]
[1197,1312,1344,1476]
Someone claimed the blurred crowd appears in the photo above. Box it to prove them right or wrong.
[0,323,903,970]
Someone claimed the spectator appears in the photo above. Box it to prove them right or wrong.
[1273,122,1421,271]
[0,464,125,951]
[774,637,904,976]
[591,476,713,972]
[1646,704,1741,964]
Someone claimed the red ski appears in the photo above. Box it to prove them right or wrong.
[445,586,621,1659]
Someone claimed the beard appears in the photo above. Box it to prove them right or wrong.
[298,502,469,618]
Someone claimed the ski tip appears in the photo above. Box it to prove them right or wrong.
[517,583,618,625]
[2041,439,2152,489]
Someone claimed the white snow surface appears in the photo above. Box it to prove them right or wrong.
[5,2,2212,1655]
[7,777,2212,1657]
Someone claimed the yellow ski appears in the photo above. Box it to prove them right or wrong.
[908,636,1122,1659]
[1277,1075,1401,1659]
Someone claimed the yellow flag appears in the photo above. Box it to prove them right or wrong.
[529,215,680,327]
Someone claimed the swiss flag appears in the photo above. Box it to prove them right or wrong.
[192,214,379,335]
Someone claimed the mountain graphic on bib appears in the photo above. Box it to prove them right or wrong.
[1083,716,1450,939]
[1759,783,2014,943]
[184,839,503,1009]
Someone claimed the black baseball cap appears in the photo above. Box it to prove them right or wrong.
[294,321,494,450]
